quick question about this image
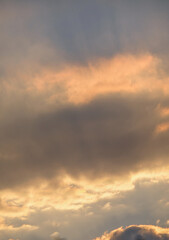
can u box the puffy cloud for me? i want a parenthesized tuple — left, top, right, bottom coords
(94, 225, 169, 240)
(50, 232, 66, 240)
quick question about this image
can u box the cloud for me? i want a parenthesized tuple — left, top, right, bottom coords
(0, 217, 38, 232)
(43, 54, 164, 105)
(0, 1, 169, 240)
(0, 0, 169, 194)
(8, 239, 20, 240)
(1, 92, 169, 190)
(1, 177, 169, 240)
(0, 0, 169, 75)
(94, 225, 169, 240)
(50, 232, 66, 240)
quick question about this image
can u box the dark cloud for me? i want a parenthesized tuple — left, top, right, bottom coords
(95, 225, 169, 240)
(0, 93, 169, 189)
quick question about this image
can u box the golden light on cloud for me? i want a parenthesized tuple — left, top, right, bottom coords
(28, 53, 164, 105)
(155, 122, 169, 133)
(64, 54, 160, 104)
(160, 107, 169, 117)
(4, 53, 167, 114)
(0, 169, 169, 221)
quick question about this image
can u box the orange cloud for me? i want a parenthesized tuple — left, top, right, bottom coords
(3, 53, 165, 110)
(160, 107, 169, 117)
(155, 122, 169, 133)
(28, 54, 169, 111)
(28, 53, 163, 105)
(1, 53, 168, 121)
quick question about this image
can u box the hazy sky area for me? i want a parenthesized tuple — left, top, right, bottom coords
(1, 1, 169, 240)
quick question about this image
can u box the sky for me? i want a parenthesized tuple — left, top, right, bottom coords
(1, 0, 169, 240)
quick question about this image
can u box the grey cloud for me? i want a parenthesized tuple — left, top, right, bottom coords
(95, 225, 169, 240)
(1, 93, 169, 189)
(0, 0, 169, 74)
